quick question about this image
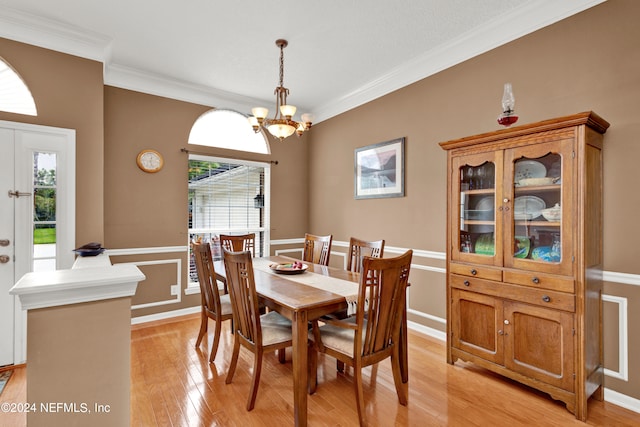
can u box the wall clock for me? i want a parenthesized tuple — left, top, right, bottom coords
(136, 149, 164, 173)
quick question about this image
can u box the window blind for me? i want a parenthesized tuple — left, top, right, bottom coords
(188, 155, 270, 284)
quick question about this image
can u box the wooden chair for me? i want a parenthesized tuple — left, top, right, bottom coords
(220, 233, 256, 257)
(308, 250, 413, 426)
(346, 237, 385, 273)
(223, 249, 293, 411)
(303, 233, 332, 266)
(192, 242, 234, 363)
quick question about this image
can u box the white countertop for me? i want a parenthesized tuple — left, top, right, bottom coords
(9, 253, 145, 310)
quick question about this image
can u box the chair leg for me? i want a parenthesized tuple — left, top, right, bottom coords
(209, 318, 223, 363)
(391, 348, 408, 405)
(195, 309, 208, 348)
(225, 336, 241, 385)
(353, 362, 367, 427)
(336, 359, 345, 373)
(308, 342, 318, 395)
(277, 348, 286, 363)
(247, 348, 263, 411)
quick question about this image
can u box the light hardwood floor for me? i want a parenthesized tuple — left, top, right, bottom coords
(1, 313, 638, 426)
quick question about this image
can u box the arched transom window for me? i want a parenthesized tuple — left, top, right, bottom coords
(188, 109, 269, 154)
(0, 57, 37, 116)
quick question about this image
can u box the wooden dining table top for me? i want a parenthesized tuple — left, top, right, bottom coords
(214, 255, 360, 318)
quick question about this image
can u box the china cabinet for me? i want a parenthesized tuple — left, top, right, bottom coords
(439, 112, 608, 421)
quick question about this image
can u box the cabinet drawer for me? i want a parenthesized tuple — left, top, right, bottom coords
(504, 270, 574, 293)
(450, 274, 575, 312)
(450, 262, 502, 281)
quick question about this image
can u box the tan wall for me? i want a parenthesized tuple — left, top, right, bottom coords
(307, 0, 640, 399)
(0, 37, 105, 245)
(103, 86, 310, 317)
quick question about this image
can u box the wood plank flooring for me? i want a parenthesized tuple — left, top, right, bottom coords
(1, 313, 638, 426)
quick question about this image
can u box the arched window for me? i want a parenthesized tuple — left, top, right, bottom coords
(188, 109, 269, 154)
(185, 109, 271, 294)
(0, 57, 37, 116)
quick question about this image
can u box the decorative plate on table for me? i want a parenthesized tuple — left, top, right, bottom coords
(514, 160, 546, 182)
(513, 196, 546, 220)
(269, 262, 308, 275)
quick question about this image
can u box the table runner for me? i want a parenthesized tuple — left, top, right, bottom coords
(253, 258, 361, 316)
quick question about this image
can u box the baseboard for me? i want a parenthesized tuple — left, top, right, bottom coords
(130, 306, 200, 325)
(604, 388, 640, 414)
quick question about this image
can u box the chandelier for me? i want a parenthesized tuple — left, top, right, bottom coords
(249, 39, 313, 140)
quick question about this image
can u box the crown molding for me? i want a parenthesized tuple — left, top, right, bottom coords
(104, 63, 263, 113)
(0, 5, 111, 63)
(0, 1, 606, 123)
(311, 0, 607, 123)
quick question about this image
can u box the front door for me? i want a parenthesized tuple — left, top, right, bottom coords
(0, 121, 75, 366)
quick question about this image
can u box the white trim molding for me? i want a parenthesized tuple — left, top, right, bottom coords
(602, 295, 629, 381)
(118, 259, 183, 310)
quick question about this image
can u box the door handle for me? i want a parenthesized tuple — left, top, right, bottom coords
(0, 239, 9, 247)
(0, 255, 10, 264)
(8, 190, 32, 198)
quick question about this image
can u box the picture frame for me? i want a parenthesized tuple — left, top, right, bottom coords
(354, 137, 405, 199)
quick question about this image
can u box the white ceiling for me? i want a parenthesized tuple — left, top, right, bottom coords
(0, 0, 604, 123)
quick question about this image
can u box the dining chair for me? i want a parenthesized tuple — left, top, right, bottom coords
(192, 241, 234, 363)
(219, 233, 256, 257)
(303, 233, 332, 266)
(346, 237, 385, 273)
(223, 248, 293, 411)
(308, 250, 413, 427)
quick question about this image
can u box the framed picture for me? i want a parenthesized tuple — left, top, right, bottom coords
(354, 137, 405, 199)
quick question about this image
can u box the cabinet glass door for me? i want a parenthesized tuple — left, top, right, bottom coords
(452, 152, 503, 266)
(504, 140, 573, 275)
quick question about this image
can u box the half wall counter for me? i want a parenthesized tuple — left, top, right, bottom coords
(10, 253, 145, 427)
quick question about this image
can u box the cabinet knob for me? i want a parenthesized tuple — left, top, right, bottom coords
(498, 330, 504, 335)
(503, 198, 509, 203)
(542, 295, 551, 303)
(463, 280, 470, 286)
(470, 269, 477, 276)
(532, 277, 540, 284)
(503, 319, 510, 325)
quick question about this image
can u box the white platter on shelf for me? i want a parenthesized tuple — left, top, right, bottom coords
(513, 195, 546, 220)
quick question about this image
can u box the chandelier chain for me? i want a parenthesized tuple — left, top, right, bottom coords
(279, 43, 285, 88)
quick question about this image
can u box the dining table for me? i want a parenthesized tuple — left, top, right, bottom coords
(213, 255, 408, 427)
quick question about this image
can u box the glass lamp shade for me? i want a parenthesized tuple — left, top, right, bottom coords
(248, 116, 259, 130)
(501, 83, 515, 113)
(301, 113, 314, 124)
(268, 122, 296, 140)
(280, 104, 297, 118)
(251, 107, 269, 120)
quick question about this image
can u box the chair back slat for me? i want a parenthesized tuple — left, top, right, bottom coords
(347, 237, 385, 273)
(220, 233, 256, 257)
(223, 249, 261, 346)
(303, 233, 333, 266)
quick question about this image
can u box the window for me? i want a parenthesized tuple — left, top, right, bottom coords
(188, 109, 269, 154)
(187, 156, 270, 285)
(0, 57, 37, 116)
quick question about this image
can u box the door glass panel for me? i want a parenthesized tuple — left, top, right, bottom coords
(512, 153, 562, 263)
(32, 152, 57, 272)
(459, 162, 496, 255)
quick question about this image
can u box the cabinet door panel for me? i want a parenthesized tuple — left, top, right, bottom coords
(451, 289, 503, 364)
(451, 151, 504, 267)
(504, 301, 575, 392)
(503, 139, 574, 276)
